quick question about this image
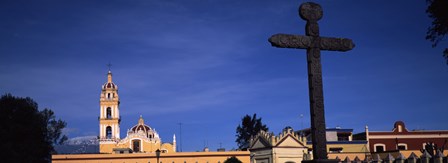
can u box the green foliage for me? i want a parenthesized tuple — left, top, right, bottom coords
(224, 156, 243, 163)
(426, 0, 448, 64)
(444, 48, 448, 64)
(0, 94, 67, 162)
(235, 114, 268, 150)
(426, 0, 448, 47)
(282, 126, 293, 132)
(41, 109, 68, 145)
(420, 141, 446, 156)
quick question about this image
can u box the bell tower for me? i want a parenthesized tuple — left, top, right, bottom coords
(99, 70, 121, 142)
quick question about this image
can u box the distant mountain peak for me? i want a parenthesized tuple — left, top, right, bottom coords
(64, 135, 98, 145)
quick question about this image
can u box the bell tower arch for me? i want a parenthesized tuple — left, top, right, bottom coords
(99, 70, 121, 143)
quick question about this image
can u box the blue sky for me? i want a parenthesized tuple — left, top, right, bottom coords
(1, 0, 447, 152)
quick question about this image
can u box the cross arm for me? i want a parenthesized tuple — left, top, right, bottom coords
(269, 34, 355, 52)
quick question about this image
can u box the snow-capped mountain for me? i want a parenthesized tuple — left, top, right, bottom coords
(55, 136, 99, 154)
(64, 135, 98, 145)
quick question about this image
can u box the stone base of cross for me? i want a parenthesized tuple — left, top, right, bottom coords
(268, 2, 354, 162)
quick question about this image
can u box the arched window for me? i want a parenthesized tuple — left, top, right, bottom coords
(106, 126, 112, 139)
(132, 139, 141, 152)
(106, 107, 112, 119)
(107, 93, 111, 99)
(398, 143, 407, 150)
(374, 143, 386, 152)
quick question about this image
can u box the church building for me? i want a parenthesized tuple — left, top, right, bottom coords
(98, 71, 176, 154)
(250, 127, 309, 163)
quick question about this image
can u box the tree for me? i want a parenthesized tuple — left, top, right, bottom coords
(235, 114, 268, 150)
(420, 141, 447, 157)
(425, 0, 448, 63)
(0, 94, 67, 162)
(41, 109, 68, 145)
(224, 156, 243, 163)
(282, 126, 293, 133)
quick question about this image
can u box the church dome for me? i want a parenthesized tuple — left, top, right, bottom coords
(131, 122, 152, 133)
(128, 116, 159, 140)
(102, 82, 117, 89)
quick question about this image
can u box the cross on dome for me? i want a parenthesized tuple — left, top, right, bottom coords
(139, 115, 144, 125)
(107, 62, 112, 71)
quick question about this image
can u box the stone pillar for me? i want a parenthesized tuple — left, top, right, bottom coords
(394, 153, 405, 163)
(407, 152, 418, 163)
(433, 150, 444, 163)
(342, 157, 350, 163)
(353, 156, 362, 163)
(372, 154, 382, 163)
(303, 153, 311, 161)
(383, 153, 394, 163)
(335, 156, 341, 163)
(363, 155, 370, 163)
(421, 150, 432, 163)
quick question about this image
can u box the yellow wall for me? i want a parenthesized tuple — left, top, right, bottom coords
(273, 148, 307, 163)
(99, 143, 116, 153)
(99, 141, 175, 154)
(53, 151, 250, 163)
(305, 143, 368, 153)
(327, 143, 369, 153)
(327, 152, 369, 160)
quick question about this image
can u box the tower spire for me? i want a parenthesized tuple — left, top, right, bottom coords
(107, 70, 112, 83)
(107, 63, 113, 82)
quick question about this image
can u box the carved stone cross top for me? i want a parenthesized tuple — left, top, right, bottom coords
(269, 3, 354, 51)
(268, 2, 354, 161)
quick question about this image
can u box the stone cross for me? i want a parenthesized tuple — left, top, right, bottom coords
(107, 63, 112, 71)
(268, 2, 354, 161)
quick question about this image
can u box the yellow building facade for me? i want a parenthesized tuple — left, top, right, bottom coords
(52, 70, 251, 162)
(99, 71, 176, 154)
(53, 151, 250, 163)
